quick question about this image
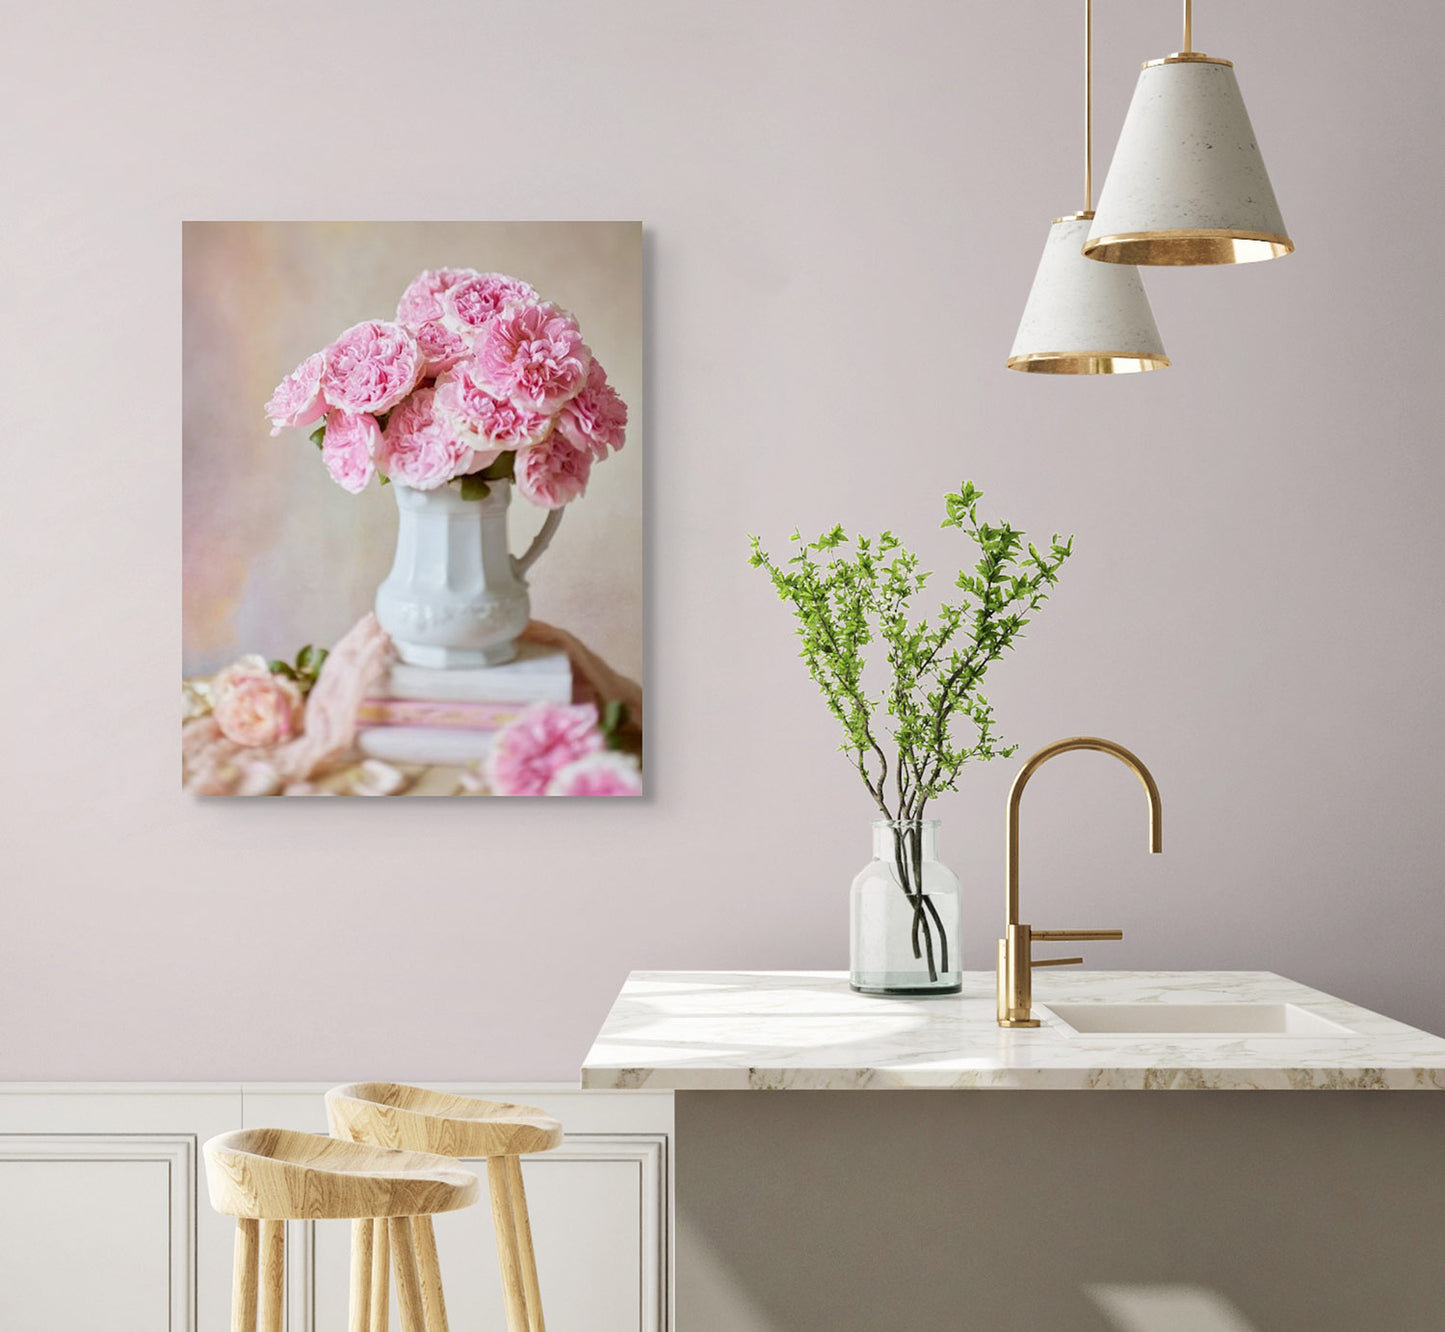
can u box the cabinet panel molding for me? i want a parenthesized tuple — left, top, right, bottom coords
(0, 1132, 195, 1330)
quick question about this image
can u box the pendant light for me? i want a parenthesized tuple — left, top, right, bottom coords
(1084, 0, 1292, 265)
(1007, 0, 1167, 375)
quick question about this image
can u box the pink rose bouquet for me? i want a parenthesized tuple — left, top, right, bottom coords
(265, 267, 626, 510)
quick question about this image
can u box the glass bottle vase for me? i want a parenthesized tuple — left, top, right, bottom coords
(850, 819, 962, 995)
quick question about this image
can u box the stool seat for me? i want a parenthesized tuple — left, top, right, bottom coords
(204, 1126, 480, 1220)
(327, 1082, 565, 1158)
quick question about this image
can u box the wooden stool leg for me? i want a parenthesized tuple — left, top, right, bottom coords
(258, 1220, 285, 1332)
(390, 1217, 427, 1332)
(412, 1215, 451, 1332)
(505, 1156, 546, 1332)
(370, 1216, 391, 1332)
(349, 1218, 374, 1332)
(232, 1218, 260, 1332)
(487, 1157, 529, 1332)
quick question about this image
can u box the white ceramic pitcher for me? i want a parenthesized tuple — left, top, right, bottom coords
(374, 480, 561, 668)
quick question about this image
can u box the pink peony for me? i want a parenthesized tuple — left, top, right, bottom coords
(265, 352, 327, 435)
(375, 387, 473, 490)
(321, 411, 380, 494)
(434, 361, 554, 450)
(321, 320, 424, 415)
(413, 319, 470, 377)
(546, 751, 643, 797)
(441, 272, 539, 338)
(396, 267, 481, 328)
(211, 655, 305, 748)
(461, 447, 504, 475)
(486, 703, 604, 797)
(556, 359, 628, 460)
(514, 432, 592, 509)
(474, 301, 591, 413)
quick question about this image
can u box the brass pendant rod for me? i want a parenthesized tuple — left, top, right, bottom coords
(1183, 0, 1193, 53)
(1084, 0, 1093, 213)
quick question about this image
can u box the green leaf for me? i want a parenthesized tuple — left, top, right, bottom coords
(308, 425, 326, 450)
(459, 474, 492, 501)
(296, 644, 316, 673)
(477, 451, 517, 482)
(600, 699, 629, 747)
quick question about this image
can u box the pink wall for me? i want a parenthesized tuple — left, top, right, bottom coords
(4, 1, 1443, 1081)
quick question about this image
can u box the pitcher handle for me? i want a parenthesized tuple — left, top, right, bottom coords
(512, 508, 565, 579)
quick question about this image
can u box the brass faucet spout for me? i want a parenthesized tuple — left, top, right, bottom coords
(997, 737, 1162, 1028)
(1005, 736, 1162, 929)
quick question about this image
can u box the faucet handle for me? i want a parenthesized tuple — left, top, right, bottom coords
(1032, 928, 1123, 968)
(1032, 929, 1124, 942)
(997, 925, 1125, 1027)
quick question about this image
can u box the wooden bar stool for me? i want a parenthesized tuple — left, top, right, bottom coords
(327, 1083, 564, 1332)
(204, 1126, 479, 1332)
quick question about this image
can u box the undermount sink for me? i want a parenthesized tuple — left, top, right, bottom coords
(1045, 1003, 1357, 1038)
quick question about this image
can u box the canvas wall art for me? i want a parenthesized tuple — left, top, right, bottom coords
(182, 221, 644, 797)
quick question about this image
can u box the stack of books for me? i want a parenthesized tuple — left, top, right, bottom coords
(356, 641, 572, 766)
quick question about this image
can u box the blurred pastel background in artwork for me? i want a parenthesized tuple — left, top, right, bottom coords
(182, 220, 644, 681)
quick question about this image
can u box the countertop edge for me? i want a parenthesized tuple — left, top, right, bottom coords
(581, 1066, 1445, 1092)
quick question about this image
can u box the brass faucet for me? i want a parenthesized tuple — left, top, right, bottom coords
(997, 737, 1163, 1028)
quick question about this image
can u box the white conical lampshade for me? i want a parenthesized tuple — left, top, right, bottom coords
(1007, 216, 1168, 374)
(1084, 55, 1291, 265)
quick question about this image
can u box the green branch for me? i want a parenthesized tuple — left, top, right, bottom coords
(748, 482, 1073, 821)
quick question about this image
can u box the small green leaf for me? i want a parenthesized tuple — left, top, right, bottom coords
(459, 474, 492, 501)
(309, 425, 326, 450)
(600, 699, 628, 739)
(477, 451, 517, 482)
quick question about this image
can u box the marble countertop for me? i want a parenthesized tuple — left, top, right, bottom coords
(580, 970, 1445, 1091)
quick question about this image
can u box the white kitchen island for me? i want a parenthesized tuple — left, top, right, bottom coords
(583, 971, 1445, 1330)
